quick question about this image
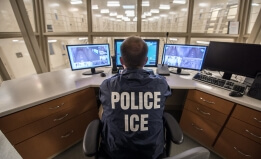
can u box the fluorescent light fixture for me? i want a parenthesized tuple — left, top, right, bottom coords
(70, 0, 82, 4)
(92, 5, 98, 9)
(144, 12, 152, 16)
(181, 8, 187, 12)
(69, 8, 79, 12)
(50, 3, 60, 7)
(148, 18, 154, 21)
(150, 9, 159, 13)
(100, 9, 109, 13)
(123, 5, 135, 9)
(196, 41, 209, 44)
(199, 3, 208, 7)
(252, 3, 259, 6)
(107, 1, 120, 7)
(48, 40, 57, 43)
(141, 15, 146, 18)
(169, 38, 178, 41)
(117, 15, 123, 18)
(159, 4, 170, 9)
(160, 14, 168, 17)
(125, 10, 134, 14)
(133, 17, 137, 21)
(12, 40, 19, 42)
(173, 0, 186, 4)
(142, 19, 148, 21)
(109, 12, 117, 16)
(78, 37, 88, 40)
(142, 1, 150, 6)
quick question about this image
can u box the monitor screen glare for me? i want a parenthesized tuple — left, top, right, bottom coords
(162, 44, 207, 71)
(67, 44, 111, 71)
(115, 40, 159, 67)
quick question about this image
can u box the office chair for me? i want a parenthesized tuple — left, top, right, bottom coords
(83, 112, 210, 159)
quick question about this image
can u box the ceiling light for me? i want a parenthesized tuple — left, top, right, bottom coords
(69, 8, 79, 12)
(141, 15, 146, 18)
(169, 38, 178, 41)
(12, 40, 19, 42)
(150, 9, 159, 13)
(49, 3, 60, 7)
(92, 5, 98, 9)
(181, 8, 187, 12)
(148, 18, 154, 21)
(173, 0, 186, 4)
(142, 1, 150, 6)
(107, 1, 120, 7)
(117, 15, 123, 18)
(48, 40, 57, 43)
(133, 17, 137, 21)
(109, 12, 117, 16)
(144, 12, 151, 16)
(199, 3, 208, 7)
(196, 41, 209, 44)
(252, 3, 259, 6)
(159, 4, 170, 9)
(100, 9, 109, 13)
(142, 19, 148, 21)
(78, 37, 88, 40)
(70, 0, 82, 4)
(123, 5, 135, 9)
(160, 14, 168, 17)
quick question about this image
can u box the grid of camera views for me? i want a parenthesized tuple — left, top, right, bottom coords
(162, 45, 207, 70)
(67, 44, 110, 70)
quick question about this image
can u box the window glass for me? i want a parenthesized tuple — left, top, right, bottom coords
(247, 0, 261, 34)
(48, 37, 89, 71)
(142, 37, 186, 64)
(192, 0, 239, 33)
(0, 38, 36, 79)
(0, 0, 35, 32)
(44, 0, 87, 32)
(92, 0, 137, 32)
(142, 0, 188, 32)
(190, 38, 235, 45)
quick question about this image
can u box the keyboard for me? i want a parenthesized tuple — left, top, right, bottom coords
(193, 72, 247, 94)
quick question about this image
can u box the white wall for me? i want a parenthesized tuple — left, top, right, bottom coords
(0, 39, 36, 79)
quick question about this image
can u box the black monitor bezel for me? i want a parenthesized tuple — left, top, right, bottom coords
(66, 43, 111, 71)
(114, 39, 160, 67)
(203, 41, 261, 79)
(161, 43, 208, 71)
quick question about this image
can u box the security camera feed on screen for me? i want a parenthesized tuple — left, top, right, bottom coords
(67, 44, 111, 70)
(115, 39, 159, 67)
(162, 44, 207, 71)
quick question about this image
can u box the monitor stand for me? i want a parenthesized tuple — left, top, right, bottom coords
(82, 68, 104, 75)
(170, 68, 190, 75)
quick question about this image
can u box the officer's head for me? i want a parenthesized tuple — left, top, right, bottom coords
(120, 36, 148, 69)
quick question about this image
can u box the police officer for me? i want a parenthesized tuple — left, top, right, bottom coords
(99, 36, 171, 159)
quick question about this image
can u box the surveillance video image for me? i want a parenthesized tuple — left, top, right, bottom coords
(162, 45, 207, 70)
(68, 45, 110, 70)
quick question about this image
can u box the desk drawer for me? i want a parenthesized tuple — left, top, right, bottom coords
(214, 128, 261, 159)
(0, 88, 95, 133)
(15, 108, 98, 159)
(180, 109, 221, 147)
(226, 117, 261, 144)
(187, 90, 234, 115)
(6, 99, 97, 145)
(185, 99, 227, 126)
(232, 105, 261, 129)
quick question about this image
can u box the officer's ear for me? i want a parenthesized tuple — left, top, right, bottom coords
(120, 57, 126, 68)
(143, 57, 148, 65)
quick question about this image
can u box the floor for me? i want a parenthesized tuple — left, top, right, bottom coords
(53, 135, 222, 159)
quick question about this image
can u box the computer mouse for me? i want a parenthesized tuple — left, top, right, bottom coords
(229, 91, 243, 97)
(100, 72, 106, 77)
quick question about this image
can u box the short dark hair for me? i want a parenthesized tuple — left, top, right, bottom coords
(120, 36, 148, 68)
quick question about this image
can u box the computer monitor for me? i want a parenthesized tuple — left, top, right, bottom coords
(204, 41, 261, 80)
(66, 44, 111, 75)
(114, 39, 159, 67)
(161, 44, 207, 75)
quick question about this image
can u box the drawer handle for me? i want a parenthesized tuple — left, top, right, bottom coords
(200, 97, 215, 104)
(49, 103, 64, 109)
(196, 108, 211, 115)
(253, 117, 261, 123)
(245, 129, 261, 139)
(61, 130, 74, 139)
(191, 123, 203, 131)
(53, 114, 69, 122)
(233, 147, 251, 158)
